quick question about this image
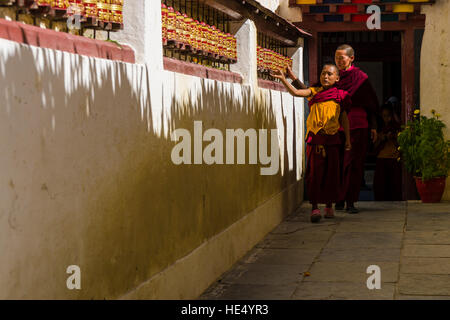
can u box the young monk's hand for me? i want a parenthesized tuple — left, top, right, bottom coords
(286, 66, 296, 80)
(271, 68, 286, 81)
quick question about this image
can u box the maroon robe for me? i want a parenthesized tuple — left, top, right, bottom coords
(305, 86, 349, 204)
(336, 66, 379, 204)
(306, 132, 341, 204)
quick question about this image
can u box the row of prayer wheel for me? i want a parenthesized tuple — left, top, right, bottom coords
(161, 3, 237, 63)
(257, 45, 293, 74)
(3, 0, 124, 25)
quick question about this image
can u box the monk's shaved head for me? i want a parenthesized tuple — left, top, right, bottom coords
(336, 44, 355, 57)
(323, 63, 339, 75)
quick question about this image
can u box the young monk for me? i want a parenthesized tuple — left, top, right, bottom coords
(373, 105, 402, 201)
(334, 44, 379, 213)
(272, 64, 352, 223)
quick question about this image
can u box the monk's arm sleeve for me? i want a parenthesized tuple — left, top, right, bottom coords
(341, 92, 352, 114)
(359, 80, 380, 130)
(292, 78, 308, 90)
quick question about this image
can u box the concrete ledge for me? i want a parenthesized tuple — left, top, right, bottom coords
(258, 78, 288, 92)
(119, 179, 304, 300)
(163, 57, 243, 84)
(0, 18, 135, 63)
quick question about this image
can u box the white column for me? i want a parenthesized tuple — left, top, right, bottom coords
(111, 0, 163, 71)
(229, 19, 258, 87)
(287, 38, 304, 83)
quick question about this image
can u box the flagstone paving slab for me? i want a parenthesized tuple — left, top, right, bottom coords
(303, 262, 399, 283)
(257, 231, 332, 250)
(326, 232, 403, 249)
(318, 247, 401, 262)
(398, 274, 450, 296)
(291, 282, 396, 300)
(241, 248, 320, 266)
(334, 221, 405, 233)
(406, 202, 450, 214)
(219, 263, 308, 286)
(400, 257, 450, 274)
(199, 201, 450, 300)
(342, 211, 406, 222)
(200, 283, 297, 300)
(395, 295, 450, 300)
(404, 231, 450, 245)
(405, 220, 450, 231)
(402, 245, 450, 257)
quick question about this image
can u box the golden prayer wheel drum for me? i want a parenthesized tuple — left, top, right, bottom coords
(226, 34, 235, 60)
(263, 49, 268, 70)
(211, 26, 219, 55)
(257, 46, 262, 70)
(161, 3, 168, 43)
(224, 33, 231, 59)
(175, 11, 184, 43)
(83, 0, 98, 18)
(218, 31, 225, 57)
(110, 0, 122, 24)
(51, 0, 69, 9)
(37, 0, 51, 6)
(200, 22, 208, 53)
(193, 20, 202, 51)
(68, 0, 84, 15)
(183, 14, 192, 48)
(97, 0, 111, 22)
(166, 7, 176, 42)
(205, 24, 213, 54)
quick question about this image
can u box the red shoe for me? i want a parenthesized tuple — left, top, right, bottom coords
(324, 207, 335, 219)
(310, 209, 322, 223)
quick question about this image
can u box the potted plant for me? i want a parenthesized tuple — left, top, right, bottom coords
(397, 109, 450, 203)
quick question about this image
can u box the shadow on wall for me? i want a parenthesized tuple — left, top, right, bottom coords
(0, 38, 304, 299)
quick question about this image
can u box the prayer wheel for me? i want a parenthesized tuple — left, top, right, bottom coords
(183, 13, 193, 48)
(97, 0, 111, 22)
(225, 33, 232, 59)
(68, 0, 84, 15)
(258, 47, 261, 70)
(218, 31, 225, 58)
(36, 0, 51, 6)
(110, 0, 122, 24)
(161, 3, 168, 44)
(83, 0, 98, 18)
(231, 37, 236, 61)
(200, 22, 209, 53)
(211, 26, 219, 56)
(175, 11, 184, 43)
(205, 24, 213, 54)
(166, 6, 176, 43)
(51, 0, 68, 9)
(193, 20, 202, 52)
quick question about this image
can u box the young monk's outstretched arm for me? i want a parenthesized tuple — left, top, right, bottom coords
(271, 69, 312, 98)
(286, 66, 308, 90)
(339, 111, 352, 151)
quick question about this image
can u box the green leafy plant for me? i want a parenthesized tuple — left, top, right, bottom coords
(397, 109, 450, 181)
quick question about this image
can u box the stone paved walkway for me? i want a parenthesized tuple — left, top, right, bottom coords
(200, 201, 450, 300)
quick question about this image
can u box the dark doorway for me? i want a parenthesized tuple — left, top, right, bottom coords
(320, 31, 402, 201)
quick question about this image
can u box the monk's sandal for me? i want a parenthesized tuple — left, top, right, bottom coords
(324, 207, 335, 219)
(310, 209, 322, 223)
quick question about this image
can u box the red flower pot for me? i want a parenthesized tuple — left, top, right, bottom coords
(414, 176, 447, 203)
